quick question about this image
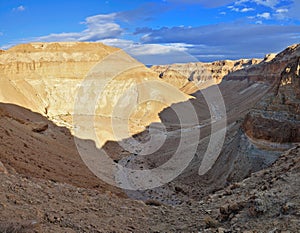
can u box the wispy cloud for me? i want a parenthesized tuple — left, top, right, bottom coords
(241, 7, 255, 12)
(257, 12, 271, 19)
(99, 38, 197, 64)
(251, 0, 280, 8)
(33, 13, 123, 42)
(228, 5, 254, 12)
(234, 0, 281, 9)
(13, 5, 26, 12)
(29, 2, 169, 43)
(274, 8, 289, 20)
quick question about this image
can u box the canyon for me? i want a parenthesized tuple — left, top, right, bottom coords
(0, 42, 299, 232)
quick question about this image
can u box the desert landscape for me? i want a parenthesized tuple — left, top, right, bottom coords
(0, 41, 299, 232)
(0, 1, 300, 232)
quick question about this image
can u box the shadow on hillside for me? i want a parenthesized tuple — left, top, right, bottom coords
(98, 76, 276, 202)
(0, 102, 125, 197)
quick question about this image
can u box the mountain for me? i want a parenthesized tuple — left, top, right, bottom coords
(0, 42, 190, 146)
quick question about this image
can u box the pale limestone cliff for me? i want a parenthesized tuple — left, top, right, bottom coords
(0, 42, 120, 116)
(0, 42, 190, 145)
(151, 59, 262, 94)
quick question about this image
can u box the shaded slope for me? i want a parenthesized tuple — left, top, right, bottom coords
(0, 103, 124, 197)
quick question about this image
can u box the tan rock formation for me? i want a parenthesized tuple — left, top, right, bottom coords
(263, 53, 277, 62)
(225, 44, 300, 84)
(151, 58, 262, 94)
(0, 42, 119, 115)
(0, 42, 190, 145)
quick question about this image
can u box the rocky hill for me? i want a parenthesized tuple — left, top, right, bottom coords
(0, 42, 118, 116)
(151, 58, 262, 94)
(0, 42, 190, 146)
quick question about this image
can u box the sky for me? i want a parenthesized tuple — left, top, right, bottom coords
(0, 0, 299, 64)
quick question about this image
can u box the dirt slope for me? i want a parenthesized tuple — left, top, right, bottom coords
(0, 103, 124, 197)
(0, 133, 299, 232)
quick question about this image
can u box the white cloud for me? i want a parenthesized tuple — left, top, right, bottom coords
(33, 13, 123, 42)
(252, 0, 280, 8)
(231, 7, 240, 12)
(235, 0, 280, 8)
(228, 5, 254, 12)
(257, 12, 271, 19)
(98, 38, 134, 48)
(234, 0, 248, 4)
(276, 9, 288, 14)
(99, 38, 197, 64)
(99, 38, 191, 56)
(274, 8, 289, 20)
(233, 0, 295, 21)
(128, 43, 188, 56)
(13, 5, 26, 12)
(241, 7, 254, 12)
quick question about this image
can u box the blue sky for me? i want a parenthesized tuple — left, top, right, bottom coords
(0, 0, 299, 64)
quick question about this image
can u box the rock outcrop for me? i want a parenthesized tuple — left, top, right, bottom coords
(225, 44, 300, 84)
(241, 44, 300, 144)
(151, 58, 262, 94)
(0, 42, 119, 116)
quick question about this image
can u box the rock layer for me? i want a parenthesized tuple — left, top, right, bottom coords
(0, 42, 119, 116)
(0, 42, 190, 144)
(151, 58, 262, 94)
(241, 44, 300, 144)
